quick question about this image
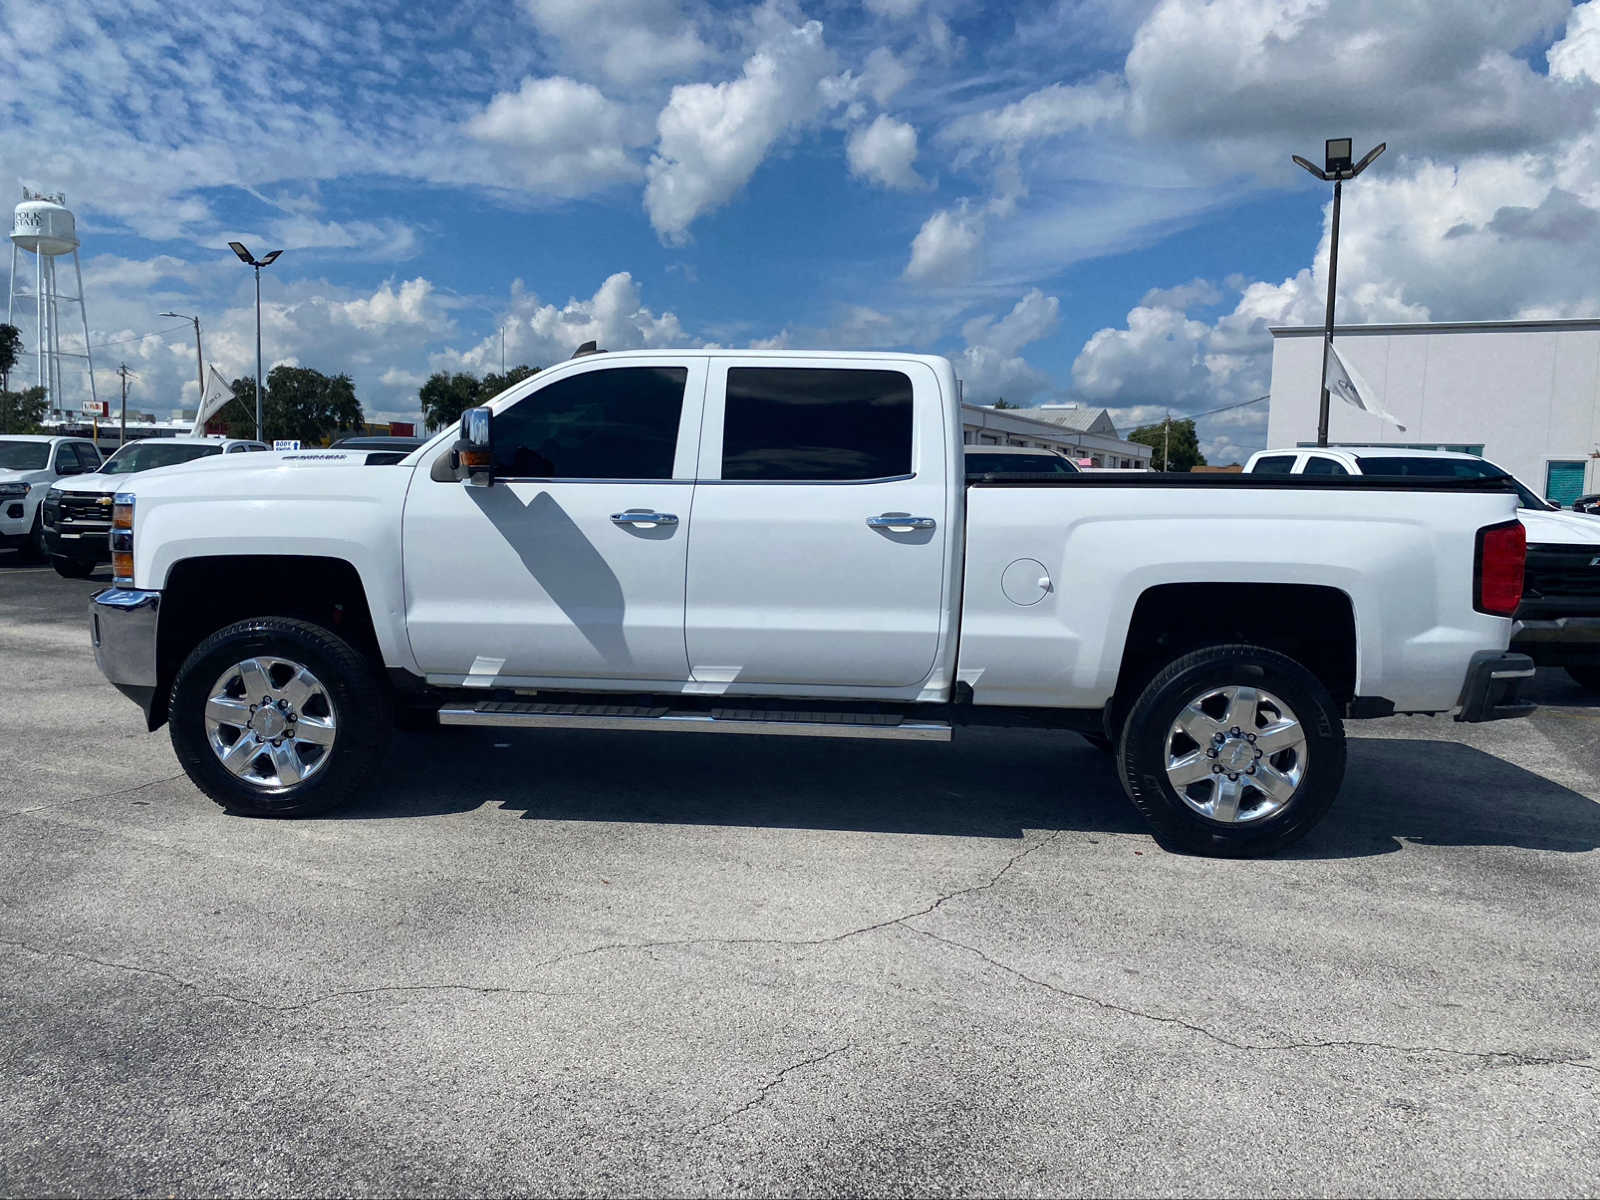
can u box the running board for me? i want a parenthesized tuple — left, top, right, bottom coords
(436, 700, 952, 742)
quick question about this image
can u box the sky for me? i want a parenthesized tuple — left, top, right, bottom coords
(4, 0, 1600, 462)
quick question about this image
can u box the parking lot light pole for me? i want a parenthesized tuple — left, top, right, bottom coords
(227, 242, 283, 441)
(1293, 138, 1386, 447)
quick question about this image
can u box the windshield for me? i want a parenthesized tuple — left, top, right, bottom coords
(100, 442, 224, 476)
(0, 441, 49, 471)
(1354, 455, 1554, 511)
(966, 453, 1079, 475)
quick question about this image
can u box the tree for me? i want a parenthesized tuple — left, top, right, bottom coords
(1129, 417, 1206, 472)
(225, 367, 364, 444)
(0, 324, 20, 393)
(990, 397, 1018, 410)
(419, 364, 539, 431)
(0, 386, 48, 434)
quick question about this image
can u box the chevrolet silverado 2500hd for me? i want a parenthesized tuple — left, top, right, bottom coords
(89, 351, 1534, 856)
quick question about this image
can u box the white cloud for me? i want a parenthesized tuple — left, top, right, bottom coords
(942, 76, 1127, 152)
(442, 272, 689, 373)
(1141, 278, 1222, 310)
(337, 279, 435, 333)
(1124, 0, 1590, 163)
(520, 0, 711, 86)
(466, 76, 645, 194)
(847, 114, 924, 190)
(644, 16, 841, 241)
(860, 47, 914, 106)
(955, 288, 1061, 405)
(903, 206, 984, 283)
(961, 289, 1060, 358)
(864, 0, 924, 17)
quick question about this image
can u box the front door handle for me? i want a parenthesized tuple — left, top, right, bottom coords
(611, 511, 679, 527)
(866, 514, 936, 531)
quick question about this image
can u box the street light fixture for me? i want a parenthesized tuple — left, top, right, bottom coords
(159, 311, 205, 411)
(1294, 138, 1386, 446)
(228, 241, 283, 441)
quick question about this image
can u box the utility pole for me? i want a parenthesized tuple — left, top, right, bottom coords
(117, 362, 129, 446)
(160, 312, 205, 406)
(1162, 412, 1171, 472)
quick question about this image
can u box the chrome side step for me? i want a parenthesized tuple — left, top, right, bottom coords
(436, 700, 952, 742)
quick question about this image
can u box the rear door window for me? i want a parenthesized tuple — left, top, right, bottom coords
(720, 367, 912, 481)
(73, 444, 102, 471)
(1301, 456, 1348, 476)
(1251, 454, 1297, 475)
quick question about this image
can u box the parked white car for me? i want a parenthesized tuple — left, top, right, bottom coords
(44, 437, 268, 577)
(0, 434, 102, 559)
(1243, 445, 1600, 691)
(89, 351, 1534, 856)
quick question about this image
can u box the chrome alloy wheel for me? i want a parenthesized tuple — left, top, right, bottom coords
(1163, 685, 1308, 824)
(203, 656, 338, 789)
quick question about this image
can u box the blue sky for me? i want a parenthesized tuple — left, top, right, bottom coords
(5, 0, 1600, 461)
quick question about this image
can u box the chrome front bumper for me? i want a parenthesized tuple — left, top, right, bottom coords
(90, 588, 161, 723)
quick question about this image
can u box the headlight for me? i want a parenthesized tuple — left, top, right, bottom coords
(0, 482, 29, 498)
(111, 492, 135, 585)
(42, 487, 62, 525)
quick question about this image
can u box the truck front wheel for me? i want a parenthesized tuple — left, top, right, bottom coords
(1117, 644, 1346, 857)
(168, 617, 391, 818)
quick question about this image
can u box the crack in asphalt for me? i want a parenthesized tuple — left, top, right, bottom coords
(518, 828, 1072, 975)
(2, 773, 188, 821)
(0, 938, 576, 1011)
(687, 1043, 856, 1136)
(900, 926, 1600, 1077)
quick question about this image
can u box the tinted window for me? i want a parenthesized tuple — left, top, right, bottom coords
(1251, 455, 1297, 475)
(1301, 456, 1348, 476)
(493, 367, 686, 479)
(73, 444, 101, 470)
(722, 367, 912, 481)
(0, 441, 48, 470)
(1353, 456, 1501, 479)
(966, 452, 1078, 475)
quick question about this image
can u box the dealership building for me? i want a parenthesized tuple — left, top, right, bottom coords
(1267, 318, 1600, 504)
(962, 403, 1154, 470)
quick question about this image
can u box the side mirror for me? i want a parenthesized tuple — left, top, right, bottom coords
(453, 406, 494, 487)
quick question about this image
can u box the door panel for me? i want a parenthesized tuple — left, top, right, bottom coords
(684, 359, 949, 688)
(401, 360, 705, 684)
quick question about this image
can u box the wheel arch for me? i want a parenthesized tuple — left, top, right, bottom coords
(150, 555, 382, 730)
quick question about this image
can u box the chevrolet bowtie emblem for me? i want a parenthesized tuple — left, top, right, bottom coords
(96, 496, 113, 507)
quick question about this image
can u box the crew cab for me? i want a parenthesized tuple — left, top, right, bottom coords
(1243, 446, 1600, 692)
(0, 435, 102, 559)
(44, 437, 268, 577)
(88, 352, 1534, 856)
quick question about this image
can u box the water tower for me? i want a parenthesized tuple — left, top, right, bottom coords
(7, 188, 97, 416)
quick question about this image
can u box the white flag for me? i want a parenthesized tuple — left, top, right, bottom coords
(190, 366, 237, 436)
(1325, 343, 1406, 431)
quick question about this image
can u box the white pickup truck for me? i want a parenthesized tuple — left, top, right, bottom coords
(89, 351, 1535, 856)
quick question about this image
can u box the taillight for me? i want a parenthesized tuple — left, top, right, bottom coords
(1474, 519, 1525, 617)
(111, 492, 134, 586)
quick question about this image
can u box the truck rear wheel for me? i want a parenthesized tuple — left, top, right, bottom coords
(1116, 644, 1345, 857)
(168, 617, 391, 818)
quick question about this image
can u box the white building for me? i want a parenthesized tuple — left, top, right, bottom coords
(962, 403, 1154, 470)
(1268, 318, 1600, 503)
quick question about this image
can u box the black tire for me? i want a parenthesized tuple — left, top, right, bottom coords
(1564, 664, 1600, 693)
(1117, 643, 1345, 857)
(51, 555, 94, 579)
(169, 617, 391, 818)
(18, 509, 45, 561)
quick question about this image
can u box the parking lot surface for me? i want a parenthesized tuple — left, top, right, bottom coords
(2, 552, 1598, 1197)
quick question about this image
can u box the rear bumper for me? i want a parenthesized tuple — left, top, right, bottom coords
(1512, 617, 1600, 666)
(90, 588, 161, 724)
(1454, 651, 1537, 723)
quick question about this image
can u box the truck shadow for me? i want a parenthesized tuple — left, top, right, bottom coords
(349, 727, 1600, 858)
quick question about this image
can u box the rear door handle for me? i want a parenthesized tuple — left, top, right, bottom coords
(611, 511, 679, 527)
(866, 514, 936, 531)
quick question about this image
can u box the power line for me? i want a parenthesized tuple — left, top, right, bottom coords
(1189, 393, 1271, 421)
(13, 322, 192, 355)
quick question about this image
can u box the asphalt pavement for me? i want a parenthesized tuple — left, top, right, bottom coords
(2, 551, 1597, 1197)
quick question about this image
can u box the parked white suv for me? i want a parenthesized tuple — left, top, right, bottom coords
(1243, 445, 1600, 690)
(44, 436, 268, 577)
(0, 435, 103, 559)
